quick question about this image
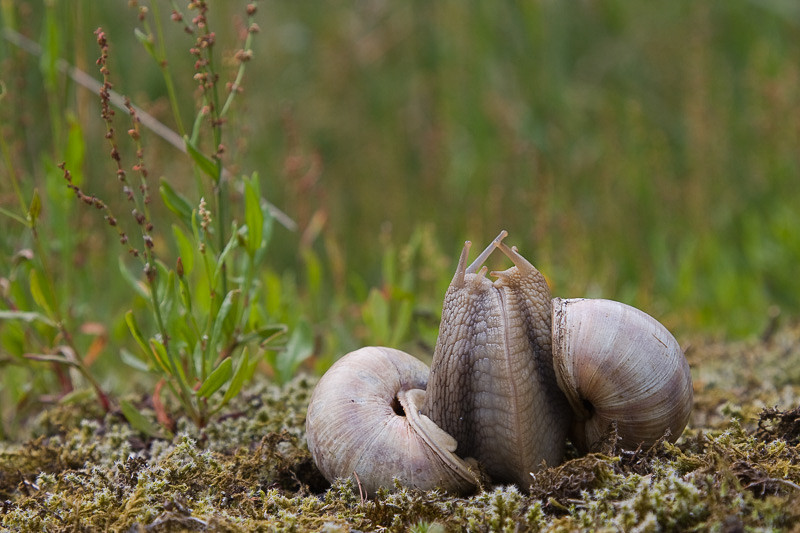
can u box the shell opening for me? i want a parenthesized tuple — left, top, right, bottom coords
(390, 395, 406, 417)
(581, 398, 595, 418)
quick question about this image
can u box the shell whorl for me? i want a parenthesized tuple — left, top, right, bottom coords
(552, 298, 693, 452)
(305, 346, 479, 495)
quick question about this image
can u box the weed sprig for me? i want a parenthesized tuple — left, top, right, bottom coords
(57, 6, 286, 432)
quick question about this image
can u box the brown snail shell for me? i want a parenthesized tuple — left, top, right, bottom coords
(305, 346, 480, 496)
(552, 297, 693, 452)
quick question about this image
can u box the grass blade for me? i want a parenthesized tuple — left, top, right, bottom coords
(120, 399, 165, 439)
(243, 176, 263, 257)
(184, 136, 218, 180)
(277, 320, 314, 385)
(161, 179, 195, 229)
(196, 357, 232, 399)
(219, 347, 253, 408)
(0, 310, 56, 327)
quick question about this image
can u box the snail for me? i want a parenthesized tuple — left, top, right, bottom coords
(305, 231, 693, 495)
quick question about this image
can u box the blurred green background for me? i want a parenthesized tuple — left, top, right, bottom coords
(2, 0, 800, 413)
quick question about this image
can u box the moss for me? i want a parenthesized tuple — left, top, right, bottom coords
(2, 323, 800, 531)
(757, 406, 800, 446)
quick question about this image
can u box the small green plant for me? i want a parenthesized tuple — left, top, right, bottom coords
(0, 12, 113, 438)
(0, 148, 111, 432)
(60, 2, 289, 431)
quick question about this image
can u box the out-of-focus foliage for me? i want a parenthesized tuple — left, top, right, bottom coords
(1, 1, 799, 436)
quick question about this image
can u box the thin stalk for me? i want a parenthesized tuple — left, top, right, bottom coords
(215, 179, 229, 296)
(147, 275, 199, 422)
(30, 221, 78, 397)
(218, 15, 256, 118)
(58, 346, 112, 412)
(201, 30, 230, 297)
(198, 237, 216, 381)
(2, 121, 71, 394)
(2, 129, 115, 409)
(149, 0, 186, 137)
(241, 253, 256, 319)
(0, 117, 27, 215)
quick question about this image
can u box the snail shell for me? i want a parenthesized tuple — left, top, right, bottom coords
(305, 346, 480, 496)
(552, 297, 693, 452)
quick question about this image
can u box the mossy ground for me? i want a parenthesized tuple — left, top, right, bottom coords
(2, 324, 800, 532)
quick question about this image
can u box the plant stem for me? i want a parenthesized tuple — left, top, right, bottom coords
(149, 0, 186, 137)
(218, 14, 256, 118)
(147, 276, 199, 422)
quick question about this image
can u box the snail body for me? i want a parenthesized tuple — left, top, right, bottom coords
(306, 232, 693, 495)
(423, 234, 571, 486)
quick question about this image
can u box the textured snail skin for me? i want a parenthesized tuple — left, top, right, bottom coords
(422, 237, 572, 487)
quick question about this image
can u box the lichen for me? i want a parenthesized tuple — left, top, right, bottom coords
(2, 323, 800, 531)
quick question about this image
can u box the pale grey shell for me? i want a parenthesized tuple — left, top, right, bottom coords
(552, 298, 693, 452)
(305, 346, 479, 496)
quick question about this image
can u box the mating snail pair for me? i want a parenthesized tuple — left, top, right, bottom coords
(306, 231, 693, 495)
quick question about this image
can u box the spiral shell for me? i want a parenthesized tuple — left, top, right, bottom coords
(552, 298, 693, 452)
(305, 346, 480, 495)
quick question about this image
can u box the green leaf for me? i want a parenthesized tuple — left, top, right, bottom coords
(65, 115, 86, 186)
(213, 226, 239, 286)
(29, 269, 53, 317)
(118, 256, 150, 299)
(58, 388, 95, 405)
(28, 189, 41, 226)
(190, 342, 205, 382)
(196, 357, 232, 399)
(178, 274, 193, 314)
(0, 206, 29, 226)
(238, 324, 286, 347)
(119, 348, 150, 372)
(381, 245, 397, 289)
(125, 311, 151, 360)
(184, 136, 218, 181)
(244, 176, 263, 257)
(161, 180, 195, 229)
(389, 297, 414, 347)
(253, 203, 275, 267)
(39, 7, 60, 91)
(262, 271, 283, 317)
(157, 262, 178, 323)
(120, 399, 164, 438)
(302, 248, 322, 300)
(219, 347, 253, 408)
(149, 338, 174, 377)
(134, 28, 157, 59)
(277, 320, 314, 385)
(362, 288, 390, 345)
(0, 310, 56, 327)
(208, 290, 238, 355)
(172, 224, 195, 276)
